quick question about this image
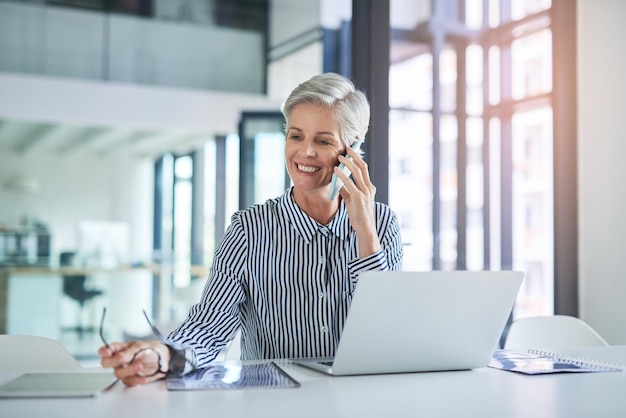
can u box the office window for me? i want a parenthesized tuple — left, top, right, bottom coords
(388, 0, 556, 318)
(238, 112, 289, 209)
(154, 134, 245, 321)
(154, 154, 195, 271)
(202, 133, 241, 269)
(153, 152, 199, 320)
(203, 141, 217, 270)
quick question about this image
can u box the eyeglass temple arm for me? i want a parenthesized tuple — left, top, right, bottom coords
(141, 310, 198, 373)
(142, 309, 166, 341)
(100, 307, 111, 349)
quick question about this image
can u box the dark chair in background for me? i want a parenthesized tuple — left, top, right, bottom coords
(59, 251, 104, 339)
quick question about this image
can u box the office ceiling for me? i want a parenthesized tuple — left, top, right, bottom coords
(0, 118, 213, 160)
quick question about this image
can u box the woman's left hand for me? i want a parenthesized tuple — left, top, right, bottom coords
(334, 146, 382, 258)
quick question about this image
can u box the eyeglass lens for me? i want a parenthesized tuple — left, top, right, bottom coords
(131, 348, 164, 378)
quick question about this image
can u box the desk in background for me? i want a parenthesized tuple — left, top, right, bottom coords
(0, 267, 153, 341)
(1, 346, 626, 418)
(0, 264, 209, 342)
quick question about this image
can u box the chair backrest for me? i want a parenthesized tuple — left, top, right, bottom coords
(0, 335, 81, 371)
(59, 251, 76, 267)
(63, 275, 88, 297)
(504, 315, 609, 350)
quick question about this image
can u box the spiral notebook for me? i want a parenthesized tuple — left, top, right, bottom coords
(489, 349, 626, 375)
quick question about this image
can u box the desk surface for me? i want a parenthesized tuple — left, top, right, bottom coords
(2, 346, 626, 418)
(0, 264, 209, 277)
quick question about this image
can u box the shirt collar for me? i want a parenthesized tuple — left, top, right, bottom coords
(279, 188, 350, 243)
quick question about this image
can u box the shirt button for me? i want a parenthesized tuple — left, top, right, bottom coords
(319, 257, 326, 264)
(319, 292, 324, 298)
(321, 326, 328, 333)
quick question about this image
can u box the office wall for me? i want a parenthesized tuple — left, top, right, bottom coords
(578, 0, 626, 343)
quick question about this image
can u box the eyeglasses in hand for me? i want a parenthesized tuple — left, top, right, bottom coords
(99, 307, 169, 378)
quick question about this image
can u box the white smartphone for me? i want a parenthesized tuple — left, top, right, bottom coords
(328, 141, 363, 201)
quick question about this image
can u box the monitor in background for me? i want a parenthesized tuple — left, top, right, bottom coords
(76, 220, 129, 269)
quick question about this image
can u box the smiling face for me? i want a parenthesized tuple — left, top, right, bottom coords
(285, 103, 345, 198)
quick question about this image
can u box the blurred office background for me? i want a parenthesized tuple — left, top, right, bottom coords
(0, 0, 624, 359)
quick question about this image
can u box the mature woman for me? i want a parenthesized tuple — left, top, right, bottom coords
(99, 72, 403, 386)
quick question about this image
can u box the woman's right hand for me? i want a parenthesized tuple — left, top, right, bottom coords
(98, 340, 171, 387)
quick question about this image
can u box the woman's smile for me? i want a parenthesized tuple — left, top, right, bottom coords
(296, 163, 321, 174)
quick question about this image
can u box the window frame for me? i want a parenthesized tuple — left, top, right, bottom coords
(353, 0, 576, 315)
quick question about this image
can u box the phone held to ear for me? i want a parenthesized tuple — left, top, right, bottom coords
(328, 141, 363, 201)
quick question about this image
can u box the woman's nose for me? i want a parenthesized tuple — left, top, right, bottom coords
(302, 141, 315, 156)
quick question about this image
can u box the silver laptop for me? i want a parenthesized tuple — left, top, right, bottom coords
(293, 270, 523, 376)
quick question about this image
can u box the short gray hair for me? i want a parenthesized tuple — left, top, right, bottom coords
(281, 73, 370, 148)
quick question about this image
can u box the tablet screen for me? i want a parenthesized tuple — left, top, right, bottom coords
(167, 362, 300, 390)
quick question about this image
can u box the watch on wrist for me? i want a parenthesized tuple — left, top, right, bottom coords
(166, 345, 187, 377)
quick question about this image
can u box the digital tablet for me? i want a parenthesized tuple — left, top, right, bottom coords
(0, 371, 118, 398)
(167, 362, 300, 390)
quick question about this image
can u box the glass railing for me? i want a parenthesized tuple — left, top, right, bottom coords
(0, 1, 265, 94)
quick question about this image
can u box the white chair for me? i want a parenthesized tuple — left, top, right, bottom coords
(0, 335, 81, 371)
(503, 315, 609, 350)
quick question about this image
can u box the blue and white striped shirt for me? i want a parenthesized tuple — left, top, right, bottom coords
(167, 187, 403, 367)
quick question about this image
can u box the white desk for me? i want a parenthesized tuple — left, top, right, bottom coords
(2, 346, 626, 418)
